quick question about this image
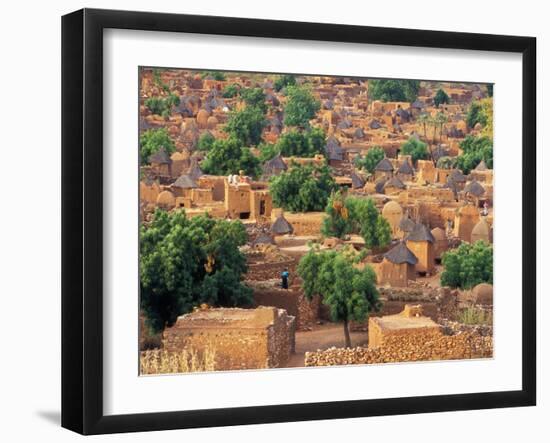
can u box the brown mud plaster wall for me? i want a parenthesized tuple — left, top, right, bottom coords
(163, 307, 295, 370)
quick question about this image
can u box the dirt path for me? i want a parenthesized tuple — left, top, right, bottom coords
(286, 323, 369, 368)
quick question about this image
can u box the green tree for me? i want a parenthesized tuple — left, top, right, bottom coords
(417, 112, 431, 139)
(368, 79, 420, 102)
(400, 137, 429, 164)
(456, 135, 493, 174)
(140, 210, 252, 333)
(139, 128, 176, 165)
(436, 156, 457, 170)
(145, 93, 180, 118)
(354, 146, 385, 174)
(274, 74, 296, 92)
(347, 198, 391, 250)
(197, 132, 216, 151)
(224, 106, 267, 146)
(321, 191, 354, 239)
(222, 83, 240, 98)
(239, 87, 267, 114)
(298, 248, 381, 348)
(434, 88, 450, 107)
(466, 101, 488, 129)
(269, 163, 336, 212)
(201, 71, 226, 81)
(276, 127, 326, 157)
(258, 143, 280, 163)
(201, 137, 261, 178)
(440, 241, 493, 289)
(283, 85, 321, 128)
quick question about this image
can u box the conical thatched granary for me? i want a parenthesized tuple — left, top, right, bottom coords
(271, 214, 294, 235)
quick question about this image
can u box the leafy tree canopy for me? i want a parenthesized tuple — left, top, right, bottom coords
(440, 241, 493, 289)
(197, 132, 216, 151)
(297, 247, 381, 347)
(140, 210, 252, 333)
(283, 85, 321, 128)
(258, 143, 280, 163)
(239, 87, 268, 114)
(436, 156, 457, 170)
(434, 88, 450, 107)
(456, 135, 493, 174)
(269, 163, 336, 212)
(276, 127, 326, 158)
(274, 74, 296, 92)
(321, 191, 354, 239)
(368, 79, 420, 102)
(400, 137, 429, 164)
(466, 101, 488, 129)
(224, 106, 267, 146)
(145, 93, 180, 118)
(201, 71, 226, 81)
(354, 146, 385, 174)
(222, 83, 240, 98)
(139, 128, 176, 165)
(347, 198, 392, 250)
(201, 137, 261, 178)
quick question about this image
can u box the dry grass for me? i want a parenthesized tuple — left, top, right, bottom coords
(140, 348, 216, 375)
(457, 306, 493, 326)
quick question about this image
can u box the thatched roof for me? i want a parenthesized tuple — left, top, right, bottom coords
(399, 216, 416, 233)
(271, 214, 294, 235)
(474, 159, 489, 171)
(252, 232, 276, 247)
(369, 119, 382, 129)
(385, 242, 418, 265)
(188, 159, 203, 180)
(374, 158, 394, 172)
(406, 223, 435, 243)
(148, 147, 172, 164)
(449, 169, 466, 183)
(350, 171, 365, 189)
(397, 159, 414, 175)
(172, 174, 198, 189)
(464, 180, 486, 197)
(384, 176, 405, 190)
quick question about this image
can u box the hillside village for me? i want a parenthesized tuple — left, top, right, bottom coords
(138, 68, 494, 374)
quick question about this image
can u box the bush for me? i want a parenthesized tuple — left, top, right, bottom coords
(274, 74, 296, 92)
(269, 163, 336, 212)
(441, 241, 493, 290)
(456, 135, 493, 174)
(145, 93, 180, 117)
(201, 71, 226, 81)
(457, 306, 492, 326)
(369, 79, 420, 102)
(140, 210, 252, 333)
(400, 137, 429, 164)
(276, 127, 326, 158)
(222, 83, 240, 98)
(354, 146, 385, 174)
(139, 128, 176, 164)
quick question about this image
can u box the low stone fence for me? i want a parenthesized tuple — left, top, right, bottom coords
(304, 331, 492, 367)
(249, 282, 320, 330)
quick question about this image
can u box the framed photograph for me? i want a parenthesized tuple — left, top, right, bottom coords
(62, 8, 536, 435)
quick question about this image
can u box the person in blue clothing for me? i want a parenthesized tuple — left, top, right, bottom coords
(281, 268, 289, 289)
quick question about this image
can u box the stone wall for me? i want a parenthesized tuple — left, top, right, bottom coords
(250, 284, 320, 330)
(304, 331, 492, 366)
(163, 306, 295, 370)
(306, 305, 492, 366)
(246, 258, 298, 281)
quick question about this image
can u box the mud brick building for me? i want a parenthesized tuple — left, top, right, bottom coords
(163, 306, 295, 370)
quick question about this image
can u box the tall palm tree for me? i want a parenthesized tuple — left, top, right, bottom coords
(417, 112, 430, 140)
(434, 112, 447, 143)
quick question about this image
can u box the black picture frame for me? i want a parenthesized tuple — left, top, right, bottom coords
(62, 8, 537, 435)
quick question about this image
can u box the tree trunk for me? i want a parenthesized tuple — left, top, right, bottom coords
(343, 319, 352, 348)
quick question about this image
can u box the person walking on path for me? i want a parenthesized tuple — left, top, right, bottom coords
(281, 268, 290, 289)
